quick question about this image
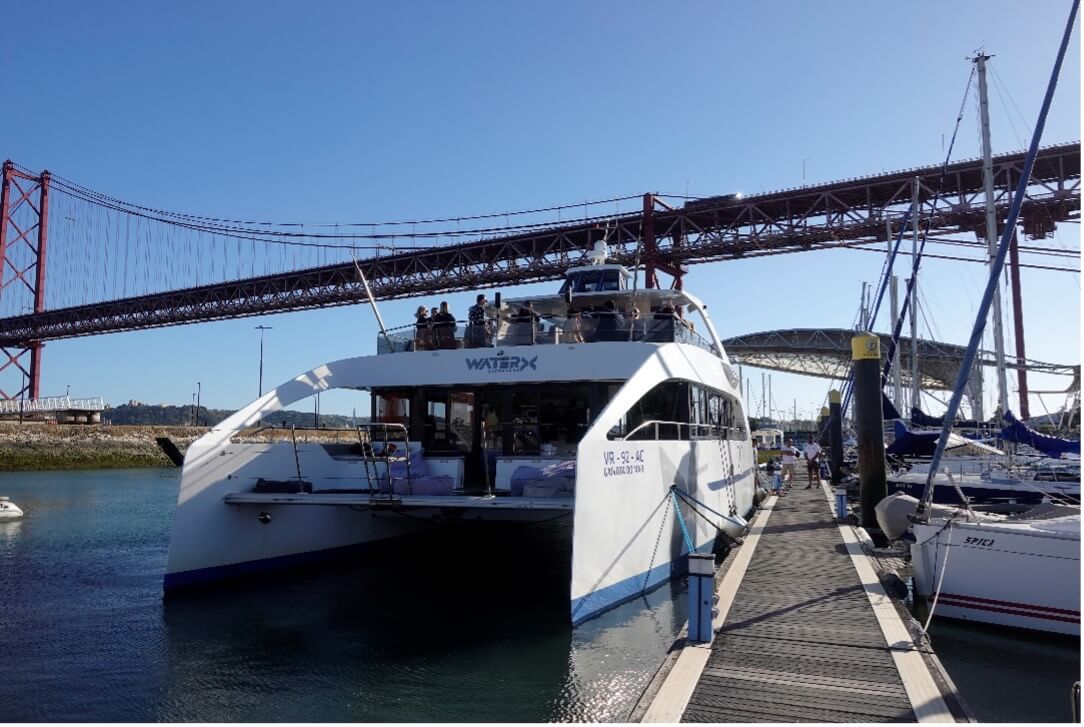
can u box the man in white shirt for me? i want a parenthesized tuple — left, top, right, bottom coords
(779, 439, 799, 489)
(803, 435, 822, 488)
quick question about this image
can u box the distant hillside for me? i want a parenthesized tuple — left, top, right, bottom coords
(103, 403, 362, 429)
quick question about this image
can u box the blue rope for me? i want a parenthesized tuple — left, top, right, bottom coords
(671, 490, 695, 554)
(923, 0, 1079, 510)
(673, 485, 733, 525)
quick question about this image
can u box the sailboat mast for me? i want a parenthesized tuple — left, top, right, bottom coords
(909, 177, 920, 414)
(976, 53, 1010, 419)
(887, 220, 903, 412)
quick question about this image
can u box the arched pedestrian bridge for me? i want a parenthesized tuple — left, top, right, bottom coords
(721, 328, 1075, 416)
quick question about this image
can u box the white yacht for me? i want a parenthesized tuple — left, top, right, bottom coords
(0, 497, 23, 519)
(164, 249, 759, 625)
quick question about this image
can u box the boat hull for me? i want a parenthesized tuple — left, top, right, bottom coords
(911, 516, 1080, 635)
(888, 472, 1078, 505)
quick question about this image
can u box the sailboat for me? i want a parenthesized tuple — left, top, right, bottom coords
(878, 24, 1081, 635)
(885, 52, 1080, 506)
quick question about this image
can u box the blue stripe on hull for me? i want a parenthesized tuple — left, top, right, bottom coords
(570, 540, 714, 626)
(163, 537, 406, 591)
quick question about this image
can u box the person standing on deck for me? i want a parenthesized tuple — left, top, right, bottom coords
(414, 306, 431, 350)
(780, 439, 799, 489)
(466, 294, 490, 348)
(433, 301, 457, 349)
(803, 435, 822, 488)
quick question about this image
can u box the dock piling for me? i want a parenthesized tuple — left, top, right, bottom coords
(851, 333, 887, 529)
(828, 388, 843, 484)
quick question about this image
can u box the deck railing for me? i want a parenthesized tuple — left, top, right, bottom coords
(0, 396, 105, 414)
(377, 316, 720, 356)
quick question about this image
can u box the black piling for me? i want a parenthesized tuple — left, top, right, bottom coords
(828, 389, 843, 485)
(851, 333, 886, 529)
(817, 407, 830, 447)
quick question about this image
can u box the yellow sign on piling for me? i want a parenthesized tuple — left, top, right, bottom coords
(851, 333, 881, 361)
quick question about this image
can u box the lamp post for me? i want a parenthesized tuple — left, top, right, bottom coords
(196, 381, 201, 427)
(255, 325, 272, 397)
(19, 368, 26, 423)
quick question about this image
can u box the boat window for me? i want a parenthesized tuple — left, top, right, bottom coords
(609, 381, 746, 442)
(600, 269, 621, 291)
(480, 392, 503, 451)
(577, 270, 603, 292)
(424, 397, 448, 451)
(373, 391, 410, 426)
(512, 390, 540, 453)
(448, 392, 475, 453)
(722, 393, 747, 441)
(616, 381, 687, 440)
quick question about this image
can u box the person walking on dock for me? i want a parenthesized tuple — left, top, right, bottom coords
(803, 435, 822, 488)
(780, 439, 799, 489)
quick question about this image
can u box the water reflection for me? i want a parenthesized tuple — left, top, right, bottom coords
(0, 519, 23, 542)
(0, 470, 685, 722)
(160, 522, 682, 722)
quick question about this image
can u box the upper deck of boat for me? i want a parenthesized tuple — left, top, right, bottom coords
(378, 287, 724, 357)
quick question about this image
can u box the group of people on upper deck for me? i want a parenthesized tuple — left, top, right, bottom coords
(412, 293, 696, 350)
(414, 294, 495, 350)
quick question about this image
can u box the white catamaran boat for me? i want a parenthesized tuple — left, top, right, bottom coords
(165, 248, 759, 625)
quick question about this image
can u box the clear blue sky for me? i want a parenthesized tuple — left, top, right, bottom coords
(1, 0, 1079, 421)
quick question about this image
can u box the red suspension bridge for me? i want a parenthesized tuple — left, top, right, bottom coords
(0, 142, 1079, 402)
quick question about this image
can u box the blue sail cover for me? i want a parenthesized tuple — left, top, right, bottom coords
(887, 421, 940, 457)
(882, 393, 902, 421)
(1000, 410, 1080, 457)
(910, 407, 982, 429)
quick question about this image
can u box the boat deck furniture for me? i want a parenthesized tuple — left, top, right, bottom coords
(637, 471, 969, 723)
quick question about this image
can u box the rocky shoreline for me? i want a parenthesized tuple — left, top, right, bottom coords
(0, 422, 206, 471)
(0, 422, 362, 471)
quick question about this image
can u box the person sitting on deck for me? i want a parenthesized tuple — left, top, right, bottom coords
(595, 300, 623, 341)
(414, 306, 431, 350)
(512, 301, 541, 344)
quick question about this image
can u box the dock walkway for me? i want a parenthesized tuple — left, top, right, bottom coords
(639, 473, 967, 723)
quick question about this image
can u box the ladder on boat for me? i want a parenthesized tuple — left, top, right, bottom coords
(357, 423, 412, 503)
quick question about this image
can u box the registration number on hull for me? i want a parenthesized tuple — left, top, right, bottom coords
(602, 448, 645, 477)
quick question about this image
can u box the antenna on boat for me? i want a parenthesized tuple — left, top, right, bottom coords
(587, 238, 609, 265)
(352, 253, 392, 347)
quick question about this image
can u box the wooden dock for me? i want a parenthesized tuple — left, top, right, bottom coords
(636, 472, 970, 723)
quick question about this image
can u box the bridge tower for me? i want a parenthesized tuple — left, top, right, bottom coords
(0, 161, 50, 401)
(641, 193, 686, 290)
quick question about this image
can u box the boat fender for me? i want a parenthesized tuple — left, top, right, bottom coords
(258, 511, 272, 525)
(879, 571, 909, 601)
